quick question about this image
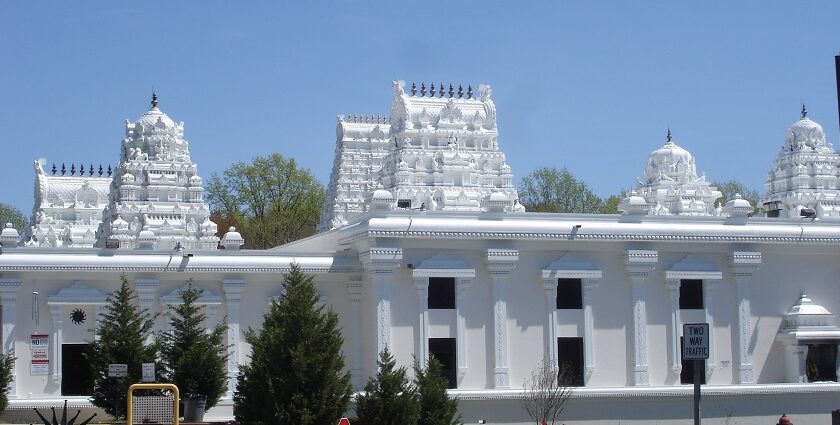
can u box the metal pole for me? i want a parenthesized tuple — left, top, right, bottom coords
(694, 360, 701, 425)
(834, 54, 840, 142)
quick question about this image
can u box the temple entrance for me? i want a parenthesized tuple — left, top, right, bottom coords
(61, 344, 93, 396)
(806, 343, 837, 382)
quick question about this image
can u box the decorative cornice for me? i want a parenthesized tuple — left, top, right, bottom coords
(368, 229, 840, 244)
(0, 265, 361, 273)
(625, 250, 658, 264)
(730, 251, 762, 266)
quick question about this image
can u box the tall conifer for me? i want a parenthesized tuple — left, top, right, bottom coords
(355, 347, 420, 425)
(160, 281, 229, 410)
(88, 276, 158, 418)
(415, 356, 462, 425)
(234, 264, 352, 424)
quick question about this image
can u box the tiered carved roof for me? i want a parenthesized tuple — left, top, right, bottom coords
(378, 81, 518, 212)
(29, 161, 113, 247)
(97, 94, 219, 250)
(764, 106, 840, 218)
(633, 129, 721, 216)
(318, 114, 391, 231)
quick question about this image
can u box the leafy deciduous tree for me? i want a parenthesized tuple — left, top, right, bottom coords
(88, 276, 159, 419)
(160, 281, 229, 410)
(0, 203, 27, 233)
(518, 167, 605, 213)
(206, 154, 325, 249)
(415, 356, 462, 425)
(355, 347, 420, 425)
(234, 264, 352, 425)
(711, 180, 762, 214)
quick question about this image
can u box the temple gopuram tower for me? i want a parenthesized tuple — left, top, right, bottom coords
(764, 106, 840, 219)
(378, 81, 518, 212)
(97, 94, 219, 250)
(633, 129, 722, 216)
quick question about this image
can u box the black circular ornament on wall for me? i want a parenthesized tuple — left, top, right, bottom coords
(70, 308, 86, 325)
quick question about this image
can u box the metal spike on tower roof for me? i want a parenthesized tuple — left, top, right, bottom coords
(151, 91, 158, 108)
(458, 84, 463, 98)
(801, 103, 808, 119)
(439, 82, 444, 97)
(448, 84, 454, 98)
(467, 85, 473, 99)
(420, 83, 426, 97)
(411, 82, 417, 96)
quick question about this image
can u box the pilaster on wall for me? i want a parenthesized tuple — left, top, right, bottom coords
(485, 249, 518, 389)
(135, 279, 159, 345)
(455, 277, 473, 379)
(49, 304, 62, 381)
(664, 279, 682, 373)
(0, 278, 20, 397)
(624, 249, 658, 386)
(360, 248, 403, 356)
(347, 277, 363, 389)
(730, 251, 761, 384)
(223, 279, 247, 398)
(413, 277, 429, 370)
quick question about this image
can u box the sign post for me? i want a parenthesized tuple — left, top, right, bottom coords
(683, 323, 709, 425)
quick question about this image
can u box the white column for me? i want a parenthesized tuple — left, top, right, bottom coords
(0, 279, 20, 397)
(414, 278, 429, 368)
(666, 279, 682, 373)
(455, 277, 472, 379)
(49, 304, 62, 380)
(542, 278, 558, 367)
(730, 251, 760, 384)
(582, 278, 598, 383)
(360, 248, 402, 359)
(703, 280, 719, 380)
(625, 249, 657, 386)
(486, 249, 517, 389)
(223, 279, 246, 398)
(347, 278, 363, 389)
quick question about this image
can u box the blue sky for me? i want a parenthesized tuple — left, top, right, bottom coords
(1, 2, 839, 214)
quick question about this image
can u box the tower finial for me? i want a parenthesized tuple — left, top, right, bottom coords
(801, 103, 807, 119)
(151, 91, 159, 109)
(666, 127, 672, 144)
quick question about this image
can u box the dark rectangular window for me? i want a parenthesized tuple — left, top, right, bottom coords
(556, 278, 583, 309)
(679, 279, 704, 309)
(429, 338, 457, 388)
(62, 344, 93, 396)
(680, 337, 707, 384)
(806, 344, 838, 382)
(428, 277, 456, 309)
(397, 199, 411, 209)
(557, 337, 584, 387)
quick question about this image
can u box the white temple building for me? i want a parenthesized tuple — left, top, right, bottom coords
(1, 82, 840, 424)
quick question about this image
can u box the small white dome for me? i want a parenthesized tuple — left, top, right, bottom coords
(136, 107, 176, 129)
(189, 175, 202, 185)
(372, 188, 394, 201)
(786, 115, 828, 151)
(121, 172, 136, 184)
(137, 225, 157, 242)
(111, 215, 129, 231)
(645, 131, 696, 184)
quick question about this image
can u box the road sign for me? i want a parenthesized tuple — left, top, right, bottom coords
(108, 363, 128, 378)
(142, 363, 155, 382)
(683, 323, 710, 360)
(337, 418, 351, 425)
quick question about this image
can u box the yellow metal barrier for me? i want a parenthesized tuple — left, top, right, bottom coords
(127, 383, 179, 425)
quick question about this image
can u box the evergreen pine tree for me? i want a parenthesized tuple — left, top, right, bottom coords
(88, 276, 158, 419)
(355, 347, 420, 425)
(414, 356, 462, 425)
(0, 354, 14, 413)
(234, 263, 352, 425)
(160, 281, 229, 410)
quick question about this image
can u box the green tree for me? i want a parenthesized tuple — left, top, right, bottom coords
(160, 281, 229, 410)
(414, 356, 462, 425)
(356, 347, 420, 425)
(0, 354, 14, 413)
(518, 167, 604, 213)
(206, 153, 325, 249)
(711, 180, 761, 214)
(88, 276, 159, 419)
(599, 194, 622, 214)
(234, 264, 352, 425)
(0, 203, 27, 233)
